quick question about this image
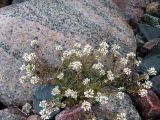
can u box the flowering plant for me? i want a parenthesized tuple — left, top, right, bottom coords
(19, 40, 157, 120)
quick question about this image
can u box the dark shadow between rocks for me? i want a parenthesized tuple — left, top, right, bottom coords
(0, 101, 6, 110)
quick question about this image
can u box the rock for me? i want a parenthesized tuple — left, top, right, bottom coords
(146, 2, 160, 17)
(0, 0, 12, 8)
(150, 76, 160, 98)
(0, 0, 136, 106)
(131, 90, 160, 120)
(27, 115, 41, 120)
(112, 0, 146, 21)
(56, 89, 141, 120)
(12, 0, 27, 4)
(138, 23, 160, 41)
(0, 107, 27, 120)
(142, 14, 160, 26)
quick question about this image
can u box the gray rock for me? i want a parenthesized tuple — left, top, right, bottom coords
(0, 107, 27, 120)
(56, 89, 141, 120)
(0, 0, 136, 106)
(12, 0, 27, 4)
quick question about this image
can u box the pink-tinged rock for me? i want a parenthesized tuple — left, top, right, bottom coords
(112, 0, 147, 21)
(132, 90, 160, 119)
(0, 107, 27, 120)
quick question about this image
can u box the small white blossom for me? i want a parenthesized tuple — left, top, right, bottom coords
(57, 73, 64, 80)
(118, 87, 125, 91)
(20, 64, 26, 71)
(116, 92, 125, 99)
(23, 53, 37, 62)
(54, 107, 60, 112)
(92, 62, 104, 70)
(51, 86, 61, 96)
(73, 43, 81, 49)
(83, 78, 90, 85)
(99, 42, 109, 48)
(69, 61, 82, 71)
(39, 100, 48, 108)
(95, 92, 108, 105)
(55, 45, 63, 51)
(83, 44, 93, 56)
(139, 89, 148, 97)
(39, 108, 52, 120)
(120, 57, 128, 65)
(84, 89, 94, 98)
(127, 52, 136, 58)
(30, 40, 39, 47)
(135, 60, 141, 66)
(99, 69, 106, 76)
(107, 70, 115, 81)
(111, 44, 120, 52)
(19, 75, 27, 84)
(30, 76, 39, 84)
(143, 81, 152, 89)
(97, 47, 108, 56)
(144, 73, 149, 80)
(64, 89, 77, 99)
(116, 113, 127, 120)
(81, 101, 91, 111)
(25, 64, 35, 73)
(147, 67, 157, 76)
(123, 68, 131, 75)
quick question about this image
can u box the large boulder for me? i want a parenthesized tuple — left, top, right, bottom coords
(0, 0, 136, 106)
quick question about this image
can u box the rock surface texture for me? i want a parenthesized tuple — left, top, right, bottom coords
(56, 89, 141, 120)
(0, 107, 27, 120)
(0, 0, 137, 106)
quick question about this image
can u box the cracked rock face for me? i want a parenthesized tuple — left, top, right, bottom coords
(0, 0, 136, 106)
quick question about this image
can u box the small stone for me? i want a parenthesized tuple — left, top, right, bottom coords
(146, 2, 160, 17)
(22, 103, 32, 114)
(142, 14, 160, 26)
(131, 90, 160, 119)
(0, 107, 27, 120)
(27, 115, 41, 120)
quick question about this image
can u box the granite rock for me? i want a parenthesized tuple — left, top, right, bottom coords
(0, 107, 27, 120)
(56, 89, 141, 120)
(27, 115, 41, 120)
(0, 0, 136, 106)
(12, 0, 27, 4)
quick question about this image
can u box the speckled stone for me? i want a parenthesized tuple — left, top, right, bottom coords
(0, 0, 136, 106)
(12, 0, 27, 4)
(56, 89, 141, 120)
(0, 107, 27, 120)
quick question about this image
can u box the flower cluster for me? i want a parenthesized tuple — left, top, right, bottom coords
(19, 41, 157, 120)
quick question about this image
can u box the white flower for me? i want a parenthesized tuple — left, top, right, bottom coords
(123, 68, 131, 75)
(147, 67, 157, 76)
(92, 62, 104, 70)
(135, 60, 141, 66)
(144, 73, 149, 80)
(54, 107, 60, 112)
(30, 40, 39, 47)
(30, 76, 39, 84)
(120, 57, 128, 65)
(20, 64, 26, 71)
(84, 89, 94, 98)
(81, 101, 91, 111)
(23, 53, 37, 62)
(19, 75, 27, 84)
(64, 89, 77, 99)
(143, 81, 152, 89)
(107, 70, 115, 81)
(39, 108, 52, 120)
(97, 47, 108, 56)
(99, 42, 109, 48)
(55, 45, 63, 51)
(69, 61, 82, 71)
(95, 92, 108, 105)
(57, 73, 64, 80)
(116, 92, 125, 99)
(116, 113, 127, 120)
(83, 44, 93, 56)
(99, 69, 106, 76)
(118, 87, 125, 91)
(25, 64, 35, 73)
(111, 44, 120, 52)
(139, 89, 148, 97)
(73, 43, 81, 49)
(83, 78, 90, 85)
(127, 52, 135, 58)
(39, 100, 48, 108)
(51, 86, 61, 96)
